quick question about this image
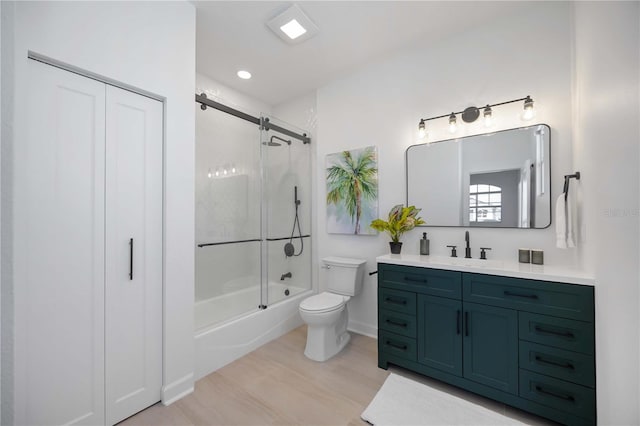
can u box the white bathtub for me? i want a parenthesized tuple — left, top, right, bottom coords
(194, 282, 312, 380)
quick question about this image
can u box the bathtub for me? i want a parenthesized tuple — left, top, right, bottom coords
(194, 282, 313, 380)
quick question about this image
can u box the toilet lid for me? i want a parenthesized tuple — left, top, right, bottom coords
(299, 292, 347, 313)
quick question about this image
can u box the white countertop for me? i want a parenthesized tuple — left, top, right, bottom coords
(376, 254, 595, 286)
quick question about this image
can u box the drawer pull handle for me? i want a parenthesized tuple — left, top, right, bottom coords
(504, 290, 538, 299)
(386, 340, 407, 351)
(534, 325, 575, 339)
(535, 355, 575, 370)
(385, 297, 407, 306)
(404, 276, 428, 283)
(385, 319, 408, 328)
(456, 310, 461, 335)
(535, 385, 575, 402)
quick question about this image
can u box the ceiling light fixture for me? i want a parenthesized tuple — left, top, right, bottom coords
(280, 19, 307, 40)
(237, 70, 252, 80)
(418, 95, 535, 135)
(267, 4, 319, 45)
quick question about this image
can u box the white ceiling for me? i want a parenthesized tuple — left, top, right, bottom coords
(194, 1, 536, 106)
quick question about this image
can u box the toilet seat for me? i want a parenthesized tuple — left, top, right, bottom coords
(299, 292, 349, 314)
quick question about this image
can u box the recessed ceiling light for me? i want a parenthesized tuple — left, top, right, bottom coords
(280, 19, 307, 40)
(237, 70, 252, 80)
(267, 4, 319, 45)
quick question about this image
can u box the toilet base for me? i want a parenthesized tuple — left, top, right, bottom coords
(302, 308, 350, 362)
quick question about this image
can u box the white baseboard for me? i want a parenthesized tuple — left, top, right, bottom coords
(161, 372, 194, 405)
(348, 320, 378, 339)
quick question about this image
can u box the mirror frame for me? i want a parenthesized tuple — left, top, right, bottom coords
(405, 124, 552, 229)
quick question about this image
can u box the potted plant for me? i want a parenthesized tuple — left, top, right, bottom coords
(370, 204, 425, 254)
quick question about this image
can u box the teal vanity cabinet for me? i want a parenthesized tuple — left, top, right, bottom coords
(378, 262, 596, 426)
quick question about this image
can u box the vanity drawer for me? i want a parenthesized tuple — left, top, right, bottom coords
(379, 330, 417, 362)
(379, 264, 461, 299)
(519, 312, 594, 355)
(463, 274, 594, 321)
(379, 309, 417, 338)
(519, 370, 595, 420)
(519, 341, 595, 387)
(379, 287, 416, 315)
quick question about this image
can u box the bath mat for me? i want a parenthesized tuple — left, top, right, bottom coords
(361, 373, 526, 425)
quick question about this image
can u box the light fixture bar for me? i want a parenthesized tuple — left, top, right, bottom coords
(418, 96, 532, 125)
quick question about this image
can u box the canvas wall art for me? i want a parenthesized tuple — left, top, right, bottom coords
(326, 145, 378, 235)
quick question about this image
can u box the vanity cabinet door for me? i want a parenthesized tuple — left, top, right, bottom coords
(463, 302, 518, 394)
(417, 295, 463, 377)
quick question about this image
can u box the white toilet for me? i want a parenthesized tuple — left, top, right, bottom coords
(299, 256, 367, 361)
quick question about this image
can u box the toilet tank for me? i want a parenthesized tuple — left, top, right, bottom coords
(323, 256, 367, 296)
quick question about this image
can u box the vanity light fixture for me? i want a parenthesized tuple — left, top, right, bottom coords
(418, 95, 535, 135)
(418, 119, 426, 139)
(448, 113, 457, 133)
(522, 95, 535, 120)
(483, 105, 493, 127)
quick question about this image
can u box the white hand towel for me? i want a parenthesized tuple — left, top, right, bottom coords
(555, 194, 567, 249)
(566, 192, 576, 248)
(556, 192, 576, 249)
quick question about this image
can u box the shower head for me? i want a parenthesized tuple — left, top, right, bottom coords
(262, 135, 291, 147)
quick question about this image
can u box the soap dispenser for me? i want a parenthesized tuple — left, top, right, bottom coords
(420, 232, 430, 255)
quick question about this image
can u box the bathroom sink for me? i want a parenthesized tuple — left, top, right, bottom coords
(427, 256, 503, 269)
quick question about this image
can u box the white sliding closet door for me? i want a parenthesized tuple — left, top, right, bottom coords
(105, 86, 163, 425)
(16, 60, 163, 426)
(16, 60, 106, 425)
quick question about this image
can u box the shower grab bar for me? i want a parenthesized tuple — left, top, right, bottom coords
(197, 234, 311, 248)
(197, 238, 261, 248)
(266, 234, 310, 242)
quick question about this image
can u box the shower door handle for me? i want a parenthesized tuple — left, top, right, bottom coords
(129, 238, 133, 280)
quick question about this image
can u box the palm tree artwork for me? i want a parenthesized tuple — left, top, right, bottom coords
(326, 146, 378, 235)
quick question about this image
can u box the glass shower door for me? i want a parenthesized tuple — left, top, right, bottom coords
(261, 115, 312, 307)
(194, 105, 262, 330)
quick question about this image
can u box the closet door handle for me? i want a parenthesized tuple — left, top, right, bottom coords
(456, 310, 461, 335)
(129, 238, 134, 280)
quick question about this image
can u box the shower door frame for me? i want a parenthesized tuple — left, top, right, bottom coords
(195, 94, 311, 317)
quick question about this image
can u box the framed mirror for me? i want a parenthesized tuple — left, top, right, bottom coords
(406, 124, 551, 228)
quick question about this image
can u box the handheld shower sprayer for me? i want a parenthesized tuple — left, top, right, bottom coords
(284, 185, 304, 258)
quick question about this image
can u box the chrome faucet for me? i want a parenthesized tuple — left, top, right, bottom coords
(280, 272, 292, 281)
(465, 231, 472, 259)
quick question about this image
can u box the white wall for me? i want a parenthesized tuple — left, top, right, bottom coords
(572, 2, 640, 424)
(316, 2, 576, 337)
(2, 2, 196, 419)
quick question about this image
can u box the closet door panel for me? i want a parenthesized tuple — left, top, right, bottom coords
(16, 60, 106, 425)
(105, 86, 163, 425)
